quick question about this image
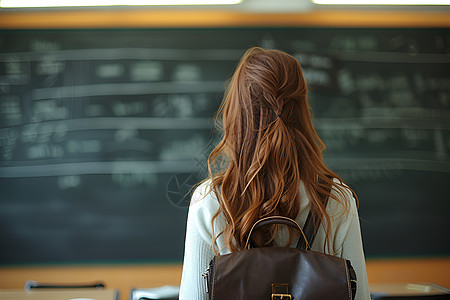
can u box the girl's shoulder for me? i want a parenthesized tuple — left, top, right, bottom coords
(329, 178, 358, 217)
(190, 179, 217, 207)
(189, 179, 220, 228)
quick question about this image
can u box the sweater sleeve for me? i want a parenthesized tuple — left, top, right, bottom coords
(311, 182, 370, 300)
(325, 183, 370, 300)
(179, 183, 216, 300)
(340, 200, 371, 300)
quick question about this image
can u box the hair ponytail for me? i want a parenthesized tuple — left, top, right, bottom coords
(207, 47, 355, 253)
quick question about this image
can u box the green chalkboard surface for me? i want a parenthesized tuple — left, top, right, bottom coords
(0, 28, 449, 265)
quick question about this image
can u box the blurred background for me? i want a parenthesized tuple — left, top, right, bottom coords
(0, 1, 449, 299)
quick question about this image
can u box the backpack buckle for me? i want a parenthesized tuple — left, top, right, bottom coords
(271, 283, 291, 300)
(272, 293, 292, 300)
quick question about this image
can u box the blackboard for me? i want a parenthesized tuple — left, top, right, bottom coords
(0, 28, 449, 265)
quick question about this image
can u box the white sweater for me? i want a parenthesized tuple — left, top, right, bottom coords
(179, 180, 371, 300)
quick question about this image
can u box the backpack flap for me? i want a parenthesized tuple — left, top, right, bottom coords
(204, 216, 357, 300)
(209, 246, 354, 300)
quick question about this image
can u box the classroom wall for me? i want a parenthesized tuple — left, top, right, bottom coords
(0, 7, 449, 300)
(0, 9, 450, 28)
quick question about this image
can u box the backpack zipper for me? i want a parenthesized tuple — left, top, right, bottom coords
(202, 266, 211, 294)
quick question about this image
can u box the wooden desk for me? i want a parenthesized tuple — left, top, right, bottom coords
(370, 283, 450, 299)
(0, 289, 118, 300)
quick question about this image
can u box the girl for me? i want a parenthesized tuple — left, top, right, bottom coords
(179, 47, 370, 300)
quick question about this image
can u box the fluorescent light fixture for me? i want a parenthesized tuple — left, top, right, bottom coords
(313, 0, 450, 4)
(0, 0, 242, 8)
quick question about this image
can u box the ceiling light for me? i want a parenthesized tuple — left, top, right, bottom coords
(313, 0, 450, 4)
(0, 0, 242, 8)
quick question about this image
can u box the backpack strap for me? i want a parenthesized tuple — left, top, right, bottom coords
(296, 178, 332, 250)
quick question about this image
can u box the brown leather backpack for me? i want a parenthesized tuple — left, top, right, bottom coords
(202, 215, 357, 300)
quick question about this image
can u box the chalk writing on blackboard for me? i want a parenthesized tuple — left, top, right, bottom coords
(0, 29, 448, 264)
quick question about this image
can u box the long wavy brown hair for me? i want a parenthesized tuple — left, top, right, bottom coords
(207, 47, 354, 253)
